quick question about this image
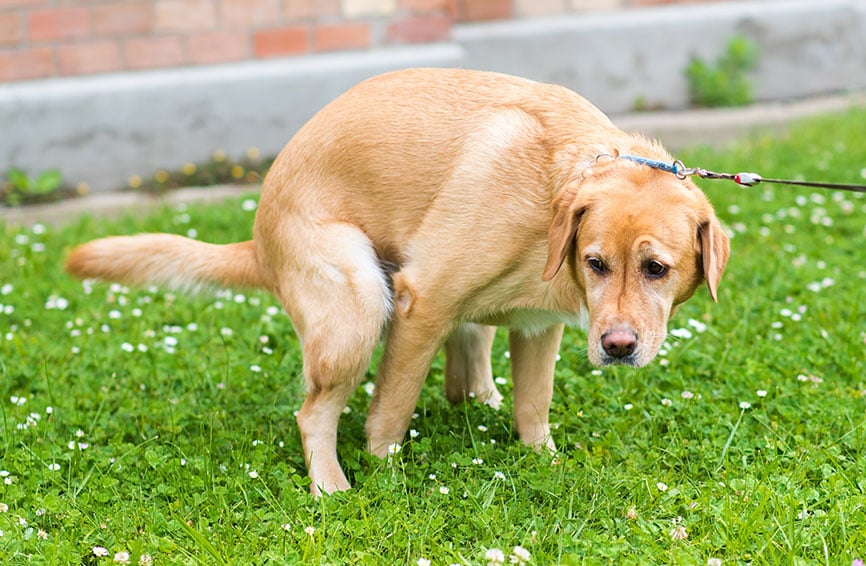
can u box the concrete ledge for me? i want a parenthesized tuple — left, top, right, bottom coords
(1, 0, 865, 197)
(456, 0, 866, 113)
(0, 44, 462, 194)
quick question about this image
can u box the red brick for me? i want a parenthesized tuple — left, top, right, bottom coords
(124, 35, 186, 70)
(0, 12, 22, 46)
(188, 31, 249, 64)
(58, 40, 121, 75)
(386, 14, 450, 44)
(314, 21, 370, 52)
(28, 7, 89, 42)
(399, 0, 449, 13)
(221, 0, 280, 28)
(0, 47, 54, 81)
(253, 26, 309, 58)
(457, 0, 511, 20)
(92, 2, 152, 36)
(154, 0, 216, 32)
(283, 0, 339, 20)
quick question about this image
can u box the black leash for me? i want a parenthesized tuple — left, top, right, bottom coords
(618, 154, 866, 193)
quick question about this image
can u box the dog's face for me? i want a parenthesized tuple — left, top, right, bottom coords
(543, 164, 730, 367)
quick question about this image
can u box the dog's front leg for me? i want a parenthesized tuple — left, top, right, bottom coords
(509, 323, 564, 452)
(365, 305, 452, 458)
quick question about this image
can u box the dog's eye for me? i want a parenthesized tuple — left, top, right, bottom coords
(644, 260, 668, 278)
(587, 257, 608, 275)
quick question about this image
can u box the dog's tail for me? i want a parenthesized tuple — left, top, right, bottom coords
(65, 234, 264, 292)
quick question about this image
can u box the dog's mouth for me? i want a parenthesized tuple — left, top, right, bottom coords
(598, 354, 640, 367)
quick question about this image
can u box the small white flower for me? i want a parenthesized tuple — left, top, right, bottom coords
(494, 471, 506, 480)
(624, 403, 633, 411)
(510, 545, 531, 564)
(409, 429, 419, 438)
(93, 546, 109, 557)
(114, 551, 131, 564)
(248, 470, 259, 479)
(757, 389, 767, 398)
(670, 525, 688, 540)
(0, 502, 7, 512)
(681, 391, 694, 400)
(657, 482, 668, 492)
(387, 443, 402, 455)
(707, 558, 722, 566)
(739, 401, 752, 410)
(670, 328, 693, 340)
(250, 365, 262, 373)
(417, 559, 431, 566)
(304, 525, 316, 536)
(661, 398, 672, 407)
(428, 473, 437, 480)
(477, 425, 488, 432)
(439, 486, 450, 495)
(138, 555, 153, 566)
(37, 529, 48, 540)
(364, 382, 375, 396)
(220, 327, 233, 337)
(47, 463, 60, 471)
(281, 523, 291, 531)
(242, 199, 258, 211)
(494, 376, 507, 385)
(486, 548, 506, 565)
(121, 342, 134, 353)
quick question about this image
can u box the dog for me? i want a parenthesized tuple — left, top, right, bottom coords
(66, 68, 730, 496)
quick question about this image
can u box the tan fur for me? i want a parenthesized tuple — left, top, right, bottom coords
(65, 68, 730, 496)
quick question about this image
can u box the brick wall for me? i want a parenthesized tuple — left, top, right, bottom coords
(0, 0, 734, 83)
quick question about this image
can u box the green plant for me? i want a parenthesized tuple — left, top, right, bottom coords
(3, 167, 64, 206)
(685, 36, 759, 108)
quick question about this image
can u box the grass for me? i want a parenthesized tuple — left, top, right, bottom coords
(2, 108, 866, 565)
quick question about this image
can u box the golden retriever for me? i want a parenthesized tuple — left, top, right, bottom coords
(66, 68, 730, 496)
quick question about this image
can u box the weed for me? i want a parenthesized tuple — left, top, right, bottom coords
(686, 36, 759, 108)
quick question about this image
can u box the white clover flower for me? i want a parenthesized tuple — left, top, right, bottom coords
(510, 545, 531, 564)
(114, 551, 131, 564)
(486, 548, 506, 565)
(739, 401, 752, 410)
(93, 547, 109, 557)
(670, 525, 688, 540)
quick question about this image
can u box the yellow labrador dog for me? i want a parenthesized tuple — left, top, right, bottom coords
(66, 68, 729, 496)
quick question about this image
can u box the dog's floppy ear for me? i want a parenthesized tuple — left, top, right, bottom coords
(696, 214, 730, 302)
(543, 190, 588, 282)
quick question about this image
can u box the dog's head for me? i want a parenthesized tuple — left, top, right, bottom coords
(542, 161, 730, 367)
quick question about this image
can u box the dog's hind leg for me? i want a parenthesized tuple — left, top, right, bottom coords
(444, 323, 502, 409)
(269, 223, 391, 496)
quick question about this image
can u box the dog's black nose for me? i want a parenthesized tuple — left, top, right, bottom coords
(601, 328, 637, 359)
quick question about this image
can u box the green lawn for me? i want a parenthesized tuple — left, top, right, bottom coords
(1, 109, 865, 565)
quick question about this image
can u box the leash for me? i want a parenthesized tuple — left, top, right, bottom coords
(617, 154, 866, 193)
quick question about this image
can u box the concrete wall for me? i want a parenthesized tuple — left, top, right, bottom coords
(1, 0, 865, 194)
